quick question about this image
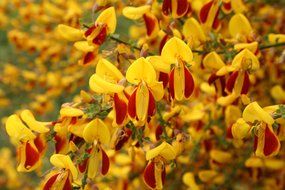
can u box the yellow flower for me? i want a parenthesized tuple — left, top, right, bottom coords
(161, 37, 195, 101)
(243, 102, 280, 157)
(41, 154, 77, 190)
(82, 118, 111, 178)
(126, 57, 164, 125)
(144, 142, 176, 190)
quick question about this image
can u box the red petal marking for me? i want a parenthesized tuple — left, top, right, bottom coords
(55, 135, 66, 153)
(101, 148, 110, 175)
(78, 148, 91, 173)
(253, 136, 258, 152)
(184, 66, 194, 98)
(169, 68, 175, 99)
(34, 135, 46, 154)
(241, 72, 250, 94)
(148, 90, 156, 117)
(114, 93, 127, 125)
(84, 25, 96, 37)
(93, 26, 107, 45)
(83, 52, 95, 65)
(226, 71, 239, 93)
(159, 72, 169, 88)
(70, 117, 77, 125)
(161, 166, 166, 185)
(155, 125, 163, 140)
(143, 14, 157, 36)
(63, 175, 72, 190)
(223, 2, 231, 11)
(43, 173, 60, 190)
(25, 142, 40, 169)
(78, 158, 88, 173)
(263, 126, 280, 156)
(199, 0, 213, 23)
(220, 76, 227, 96)
(128, 88, 137, 119)
(162, 0, 172, 16)
(115, 128, 132, 151)
(212, 9, 220, 30)
(226, 125, 233, 139)
(208, 73, 219, 84)
(159, 35, 169, 54)
(176, 0, 189, 16)
(204, 139, 212, 151)
(143, 161, 156, 189)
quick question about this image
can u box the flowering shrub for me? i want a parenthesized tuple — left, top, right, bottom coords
(1, 0, 285, 189)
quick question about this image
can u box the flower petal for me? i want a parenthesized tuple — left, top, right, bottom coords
(161, 37, 193, 65)
(95, 7, 116, 34)
(126, 57, 156, 85)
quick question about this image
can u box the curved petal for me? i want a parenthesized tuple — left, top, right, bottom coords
(203, 51, 225, 70)
(95, 7, 116, 34)
(50, 154, 78, 180)
(146, 142, 176, 161)
(57, 24, 83, 41)
(243, 102, 274, 125)
(89, 74, 124, 93)
(83, 118, 110, 145)
(20, 110, 49, 133)
(126, 57, 157, 85)
(6, 114, 36, 141)
(161, 37, 193, 65)
(229, 13, 252, 38)
(96, 58, 124, 81)
(122, 5, 151, 20)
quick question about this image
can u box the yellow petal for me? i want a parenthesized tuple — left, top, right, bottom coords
(234, 42, 258, 54)
(83, 118, 110, 144)
(245, 157, 263, 168)
(229, 13, 252, 38)
(268, 33, 285, 43)
(146, 141, 176, 161)
(20, 110, 49, 133)
(148, 81, 164, 101)
(231, 0, 247, 13)
(183, 17, 206, 47)
(122, 5, 151, 20)
(5, 114, 36, 141)
(264, 159, 285, 170)
(243, 102, 274, 125)
(216, 65, 235, 76)
(161, 37, 193, 65)
(74, 41, 94, 52)
(270, 85, 285, 101)
(50, 154, 78, 180)
(95, 7, 116, 34)
(183, 172, 200, 190)
(136, 83, 149, 122)
(96, 58, 124, 81)
(87, 149, 100, 179)
(60, 107, 84, 117)
(203, 51, 225, 70)
(126, 57, 156, 85)
(217, 93, 238, 106)
(146, 56, 170, 73)
(198, 170, 218, 183)
(232, 49, 259, 71)
(89, 74, 124, 93)
(210, 149, 232, 163)
(231, 118, 251, 139)
(57, 24, 83, 41)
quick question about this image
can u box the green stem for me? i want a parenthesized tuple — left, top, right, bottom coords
(109, 34, 154, 56)
(259, 42, 285, 50)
